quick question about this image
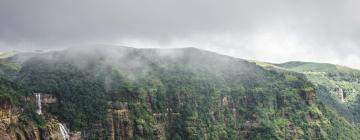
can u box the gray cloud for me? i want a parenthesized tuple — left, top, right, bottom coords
(0, 0, 360, 68)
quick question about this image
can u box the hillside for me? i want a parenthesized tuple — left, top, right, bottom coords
(276, 61, 360, 126)
(1, 46, 360, 139)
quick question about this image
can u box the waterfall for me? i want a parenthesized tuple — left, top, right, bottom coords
(59, 123, 70, 140)
(338, 88, 345, 102)
(35, 93, 42, 115)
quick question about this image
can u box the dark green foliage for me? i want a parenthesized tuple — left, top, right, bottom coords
(17, 56, 108, 130)
(1, 47, 360, 139)
(0, 78, 24, 105)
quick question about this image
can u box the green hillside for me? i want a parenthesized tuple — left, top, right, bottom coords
(1, 47, 360, 139)
(274, 61, 360, 127)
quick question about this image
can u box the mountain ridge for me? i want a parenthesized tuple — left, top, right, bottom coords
(1, 46, 360, 139)
(3, 46, 360, 71)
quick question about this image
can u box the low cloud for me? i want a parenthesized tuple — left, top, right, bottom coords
(0, 0, 359, 68)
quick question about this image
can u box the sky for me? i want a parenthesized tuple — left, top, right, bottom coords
(1, 0, 360, 68)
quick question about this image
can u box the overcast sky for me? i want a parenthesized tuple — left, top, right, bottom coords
(1, 0, 360, 68)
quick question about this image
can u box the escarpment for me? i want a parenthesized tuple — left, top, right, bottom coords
(1, 47, 360, 139)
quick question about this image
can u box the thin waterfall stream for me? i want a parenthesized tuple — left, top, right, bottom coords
(59, 123, 70, 140)
(35, 93, 42, 115)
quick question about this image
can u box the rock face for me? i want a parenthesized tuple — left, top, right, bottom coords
(0, 97, 20, 130)
(106, 101, 133, 140)
(42, 94, 57, 104)
(79, 101, 135, 140)
(42, 120, 68, 140)
(0, 96, 78, 140)
(300, 90, 316, 105)
(70, 131, 81, 140)
(0, 97, 37, 140)
(24, 93, 57, 106)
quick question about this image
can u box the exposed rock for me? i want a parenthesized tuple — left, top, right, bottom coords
(300, 90, 316, 105)
(105, 101, 133, 140)
(0, 133, 11, 140)
(41, 94, 57, 104)
(0, 96, 73, 140)
(0, 97, 21, 131)
(70, 131, 81, 140)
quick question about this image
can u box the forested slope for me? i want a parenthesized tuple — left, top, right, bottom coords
(0, 47, 360, 139)
(277, 62, 360, 127)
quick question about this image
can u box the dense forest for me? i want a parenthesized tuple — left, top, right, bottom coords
(1, 46, 360, 139)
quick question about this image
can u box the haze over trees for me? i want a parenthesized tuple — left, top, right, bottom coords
(1, 46, 360, 139)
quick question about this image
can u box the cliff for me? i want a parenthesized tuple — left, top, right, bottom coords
(0, 95, 78, 140)
(1, 47, 360, 139)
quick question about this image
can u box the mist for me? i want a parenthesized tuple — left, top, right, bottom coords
(0, 0, 360, 68)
